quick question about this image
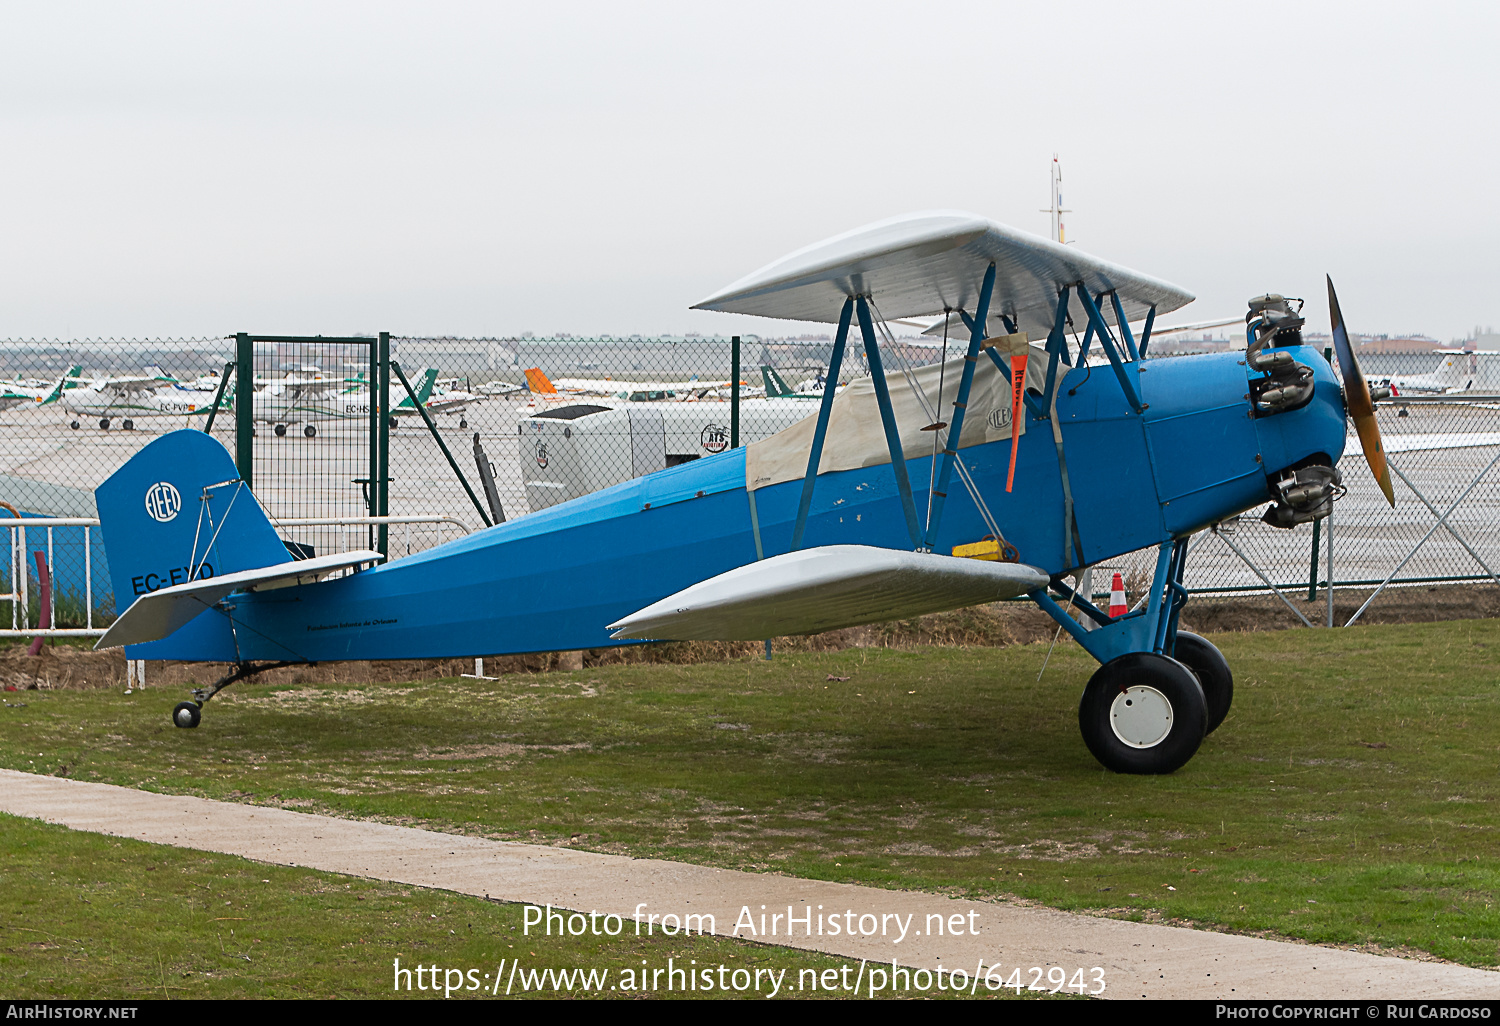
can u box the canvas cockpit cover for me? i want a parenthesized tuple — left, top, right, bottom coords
(692, 211, 1194, 339)
(745, 344, 1047, 492)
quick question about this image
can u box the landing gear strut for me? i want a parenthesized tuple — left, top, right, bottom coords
(170, 661, 299, 728)
(1034, 535, 1235, 773)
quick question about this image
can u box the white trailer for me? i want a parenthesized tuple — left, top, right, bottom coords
(519, 399, 815, 511)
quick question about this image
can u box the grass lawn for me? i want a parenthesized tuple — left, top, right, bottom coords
(1, 815, 900, 999)
(2, 619, 1497, 974)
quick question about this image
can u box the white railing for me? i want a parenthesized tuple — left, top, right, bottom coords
(0, 514, 471, 638)
(2, 517, 100, 637)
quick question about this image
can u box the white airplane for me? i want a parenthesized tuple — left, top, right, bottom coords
(0, 366, 82, 413)
(253, 367, 439, 436)
(1376, 350, 1500, 395)
(63, 368, 220, 430)
(421, 378, 486, 429)
(477, 378, 529, 398)
(529, 368, 736, 402)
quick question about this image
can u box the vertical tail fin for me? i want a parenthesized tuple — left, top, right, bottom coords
(95, 430, 296, 660)
(761, 365, 793, 397)
(524, 367, 558, 394)
(38, 366, 81, 405)
(96, 431, 289, 606)
(395, 367, 440, 410)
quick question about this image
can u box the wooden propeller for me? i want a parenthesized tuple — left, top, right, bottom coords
(1327, 276, 1395, 506)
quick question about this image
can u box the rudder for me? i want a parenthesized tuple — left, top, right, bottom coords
(95, 430, 289, 612)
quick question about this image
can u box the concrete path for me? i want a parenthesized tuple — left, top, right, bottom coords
(1, 769, 1494, 1000)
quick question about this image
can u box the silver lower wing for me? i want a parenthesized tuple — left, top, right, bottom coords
(96, 550, 383, 650)
(609, 544, 1049, 641)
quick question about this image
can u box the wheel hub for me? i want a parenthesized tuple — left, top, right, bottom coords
(1109, 685, 1174, 748)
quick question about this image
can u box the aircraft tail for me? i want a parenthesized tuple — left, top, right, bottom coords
(761, 365, 793, 397)
(38, 366, 82, 405)
(144, 364, 178, 384)
(95, 431, 290, 618)
(524, 367, 558, 394)
(395, 367, 440, 410)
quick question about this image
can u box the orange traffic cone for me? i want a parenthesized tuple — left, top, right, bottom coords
(1108, 572, 1127, 618)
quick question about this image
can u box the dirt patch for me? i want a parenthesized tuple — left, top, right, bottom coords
(5, 584, 1496, 691)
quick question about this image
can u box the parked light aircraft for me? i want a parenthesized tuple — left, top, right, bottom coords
(0, 367, 81, 413)
(760, 365, 828, 399)
(64, 368, 223, 430)
(526, 367, 735, 403)
(421, 378, 485, 429)
(90, 211, 1391, 775)
(1375, 350, 1500, 395)
(253, 367, 439, 436)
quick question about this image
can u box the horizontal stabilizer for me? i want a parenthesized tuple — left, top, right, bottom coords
(95, 550, 382, 650)
(608, 544, 1049, 641)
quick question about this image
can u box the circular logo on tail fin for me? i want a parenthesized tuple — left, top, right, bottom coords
(144, 482, 181, 523)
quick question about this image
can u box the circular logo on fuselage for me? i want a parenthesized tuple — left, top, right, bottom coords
(988, 406, 1013, 430)
(144, 481, 181, 522)
(701, 423, 729, 453)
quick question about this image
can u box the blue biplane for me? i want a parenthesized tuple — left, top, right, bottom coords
(94, 211, 1391, 773)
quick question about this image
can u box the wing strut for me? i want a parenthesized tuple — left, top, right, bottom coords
(790, 298, 854, 550)
(1076, 287, 1145, 413)
(1138, 305, 1157, 357)
(855, 296, 923, 549)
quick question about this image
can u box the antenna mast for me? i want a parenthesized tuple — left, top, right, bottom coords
(1040, 154, 1072, 244)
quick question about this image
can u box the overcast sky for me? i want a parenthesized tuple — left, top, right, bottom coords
(1, 1, 1495, 341)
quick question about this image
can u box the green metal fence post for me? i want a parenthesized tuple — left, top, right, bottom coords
(378, 332, 391, 558)
(367, 337, 380, 552)
(235, 333, 253, 484)
(731, 335, 740, 449)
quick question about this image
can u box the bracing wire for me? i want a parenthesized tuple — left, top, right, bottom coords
(866, 298, 1008, 546)
(925, 310, 951, 534)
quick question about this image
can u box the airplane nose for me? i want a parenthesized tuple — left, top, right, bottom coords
(1251, 345, 1348, 480)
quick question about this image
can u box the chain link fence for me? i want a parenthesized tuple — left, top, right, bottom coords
(1, 337, 1492, 633)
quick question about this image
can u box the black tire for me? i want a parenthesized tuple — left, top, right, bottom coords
(99, 418, 110, 430)
(274, 423, 287, 437)
(1079, 652, 1207, 774)
(303, 424, 316, 438)
(172, 701, 202, 729)
(69, 420, 80, 430)
(1171, 631, 1233, 735)
(459, 418, 468, 429)
(388, 416, 398, 429)
(122, 419, 134, 430)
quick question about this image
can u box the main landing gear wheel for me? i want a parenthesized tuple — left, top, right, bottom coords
(99, 418, 110, 430)
(172, 701, 202, 729)
(459, 417, 468, 429)
(388, 416, 398, 429)
(122, 418, 134, 430)
(1079, 652, 1207, 774)
(1171, 631, 1233, 734)
(69, 420, 80, 430)
(303, 424, 317, 437)
(274, 423, 287, 436)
